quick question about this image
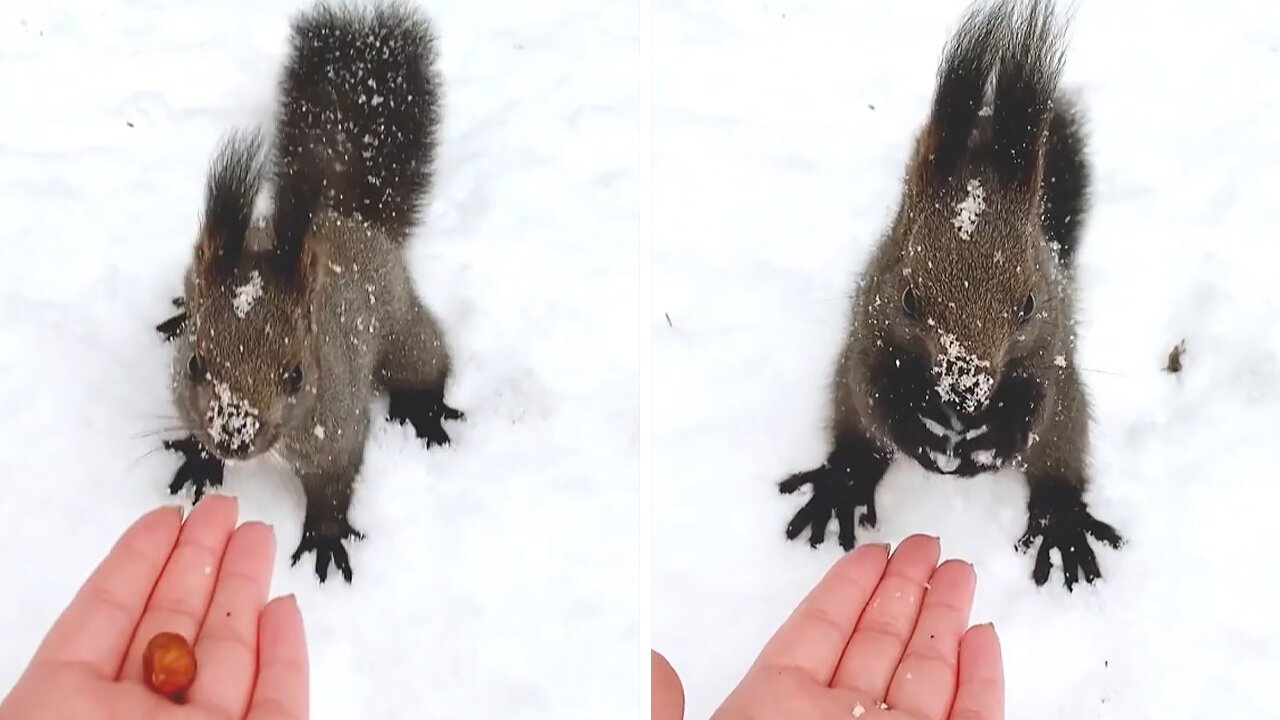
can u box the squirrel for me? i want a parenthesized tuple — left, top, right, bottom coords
(779, 0, 1122, 591)
(154, 0, 461, 584)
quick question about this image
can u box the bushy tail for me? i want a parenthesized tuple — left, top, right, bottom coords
(272, 0, 442, 263)
(1039, 95, 1088, 266)
(913, 0, 1088, 262)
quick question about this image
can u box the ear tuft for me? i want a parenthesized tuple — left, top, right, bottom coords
(197, 128, 266, 283)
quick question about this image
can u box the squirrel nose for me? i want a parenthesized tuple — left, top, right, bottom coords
(941, 394, 990, 420)
(206, 396, 262, 458)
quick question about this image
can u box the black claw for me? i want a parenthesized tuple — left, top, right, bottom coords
(836, 504, 857, 550)
(1088, 518, 1125, 549)
(779, 465, 874, 551)
(291, 523, 362, 584)
(1021, 481, 1123, 591)
(156, 311, 188, 341)
(779, 472, 808, 496)
(807, 511, 825, 548)
(164, 436, 224, 501)
(1033, 539, 1052, 586)
(387, 387, 464, 447)
(859, 502, 878, 529)
(784, 503, 809, 541)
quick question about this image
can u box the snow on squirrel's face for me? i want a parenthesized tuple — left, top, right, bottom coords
(875, 174, 1057, 420)
(172, 257, 320, 461)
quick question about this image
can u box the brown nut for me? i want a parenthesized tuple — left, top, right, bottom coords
(142, 631, 197, 701)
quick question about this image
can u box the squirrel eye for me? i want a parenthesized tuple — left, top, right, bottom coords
(285, 364, 304, 395)
(1018, 293, 1036, 324)
(187, 353, 206, 382)
(902, 287, 922, 320)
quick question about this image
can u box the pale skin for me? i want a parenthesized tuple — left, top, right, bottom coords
(0, 495, 308, 720)
(653, 535, 1003, 720)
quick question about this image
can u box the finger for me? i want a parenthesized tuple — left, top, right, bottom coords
(247, 595, 309, 720)
(121, 494, 238, 682)
(750, 542, 890, 684)
(949, 624, 1004, 720)
(31, 506, 183, 678)
(651, 651, 684, 720)
(190, 522, 276, 717)
(832, 534, 940, 696)
(884, 560, 977, 720)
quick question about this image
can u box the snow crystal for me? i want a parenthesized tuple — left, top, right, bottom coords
(934, 333, 994, 414)
(852, 702, 866, 717)
(930, 449, 961, 474)
(920, 415, 949, 438)
(1054, 355, 1067, 368)
(952, 179, 987, 240)
(971, 449, 999, 467)
(206, 381, 261, 451)
(314, 424, 326, 440)
(231, 270, 264, 319)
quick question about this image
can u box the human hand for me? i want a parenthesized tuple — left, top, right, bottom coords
(708, 535, 1002, 720)
(0, 495, 308, 720)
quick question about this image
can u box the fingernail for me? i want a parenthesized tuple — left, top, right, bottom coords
(165, 504, 186, 522)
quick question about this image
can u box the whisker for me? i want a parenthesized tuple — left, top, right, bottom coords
(1079, 367, 1127, 377)
(127, 446, 169, 469)
(130, 428, 188, 440)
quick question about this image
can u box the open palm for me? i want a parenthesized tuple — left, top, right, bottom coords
(0, 496, 307, 720)
(710, 535, 1002, 720)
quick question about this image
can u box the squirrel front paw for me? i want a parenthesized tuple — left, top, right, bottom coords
(1017, 481, 1123, 590)
(156, 297, 188, 342)
(950, 420, 1030, 476)
(290, 521, 365, 584)
(163, 436, 225, 502)
(779, 465, 877, 550)
(387, 387, 464, 447)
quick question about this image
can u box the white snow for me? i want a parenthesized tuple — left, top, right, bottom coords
(231, 270, 264, 319)
(206, 381, 262, 451)
(934, 332, 995, 414)
(0, 1, 639, 718)
(970, 448, 998, 468)
(952, 178, 987, 240)
(928, 450, 960, 475)
(653, 2, 1280, 720)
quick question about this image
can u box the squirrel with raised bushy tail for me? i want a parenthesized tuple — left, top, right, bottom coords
(780, 0, 1123, 590)
(156, 0, 462, 584)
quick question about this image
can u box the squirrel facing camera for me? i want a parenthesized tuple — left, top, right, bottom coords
(779, 0, 1122, 591)
(161, 0, 462, 584)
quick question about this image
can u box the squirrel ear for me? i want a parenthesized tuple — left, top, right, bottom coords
(197, 128, 264, 284)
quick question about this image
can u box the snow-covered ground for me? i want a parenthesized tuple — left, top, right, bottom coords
(0, 1, 639, 718)
(653, 1, 1280, 718)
